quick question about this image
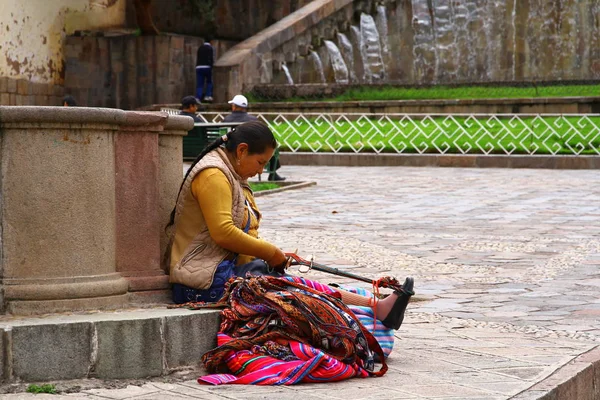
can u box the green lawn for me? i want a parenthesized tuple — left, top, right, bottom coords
(250, 182, 280, 192)
(248, 84, 600, 102)
(266, 115, 600, 155)
(333, 85, 600, 102)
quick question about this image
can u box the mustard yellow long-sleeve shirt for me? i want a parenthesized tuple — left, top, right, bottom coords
(171, 168, 277, 268)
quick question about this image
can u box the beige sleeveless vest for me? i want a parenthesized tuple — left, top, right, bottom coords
(167, 148, 247, 289)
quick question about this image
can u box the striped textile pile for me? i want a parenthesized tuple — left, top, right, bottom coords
(198, 276, 395, 385)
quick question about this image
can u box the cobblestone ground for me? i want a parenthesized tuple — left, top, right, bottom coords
(264, 167, 600, 338)
(9, 166, 600, 399)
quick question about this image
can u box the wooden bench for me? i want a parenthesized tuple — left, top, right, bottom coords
(186, 122, 243, 161)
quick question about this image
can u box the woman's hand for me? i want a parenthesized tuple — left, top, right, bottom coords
(267, 248, 288, 272)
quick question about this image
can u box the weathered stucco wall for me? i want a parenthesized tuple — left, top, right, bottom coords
(0, 0, 126, 85)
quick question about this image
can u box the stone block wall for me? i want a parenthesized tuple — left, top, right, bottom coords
(238, 94, 600, 115)
(126, 0, 313, 41)
(213, 0, 366, 102)
(0, 309, 221, 382)
(0, 77, 65, 106)
(215, 0, 600, 103)
(64, 34, 208, 110)
(141, 94, 600, 116)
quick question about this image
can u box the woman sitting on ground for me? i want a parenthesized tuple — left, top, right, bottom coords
(165, 120, 413, 353)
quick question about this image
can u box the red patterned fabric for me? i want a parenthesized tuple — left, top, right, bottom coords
(199, 333, 370, 385)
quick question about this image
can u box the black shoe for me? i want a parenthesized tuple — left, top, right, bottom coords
(381, 277, 414, 330)
(268, 173, 286, 181)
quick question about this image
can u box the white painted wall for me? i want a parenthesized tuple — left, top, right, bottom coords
(0, 0, 126, 84)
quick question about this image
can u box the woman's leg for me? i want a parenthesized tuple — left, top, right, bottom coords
(334, 278, 414, 330)
(333, 287, 409, 328)
(284, 276, 414, 331)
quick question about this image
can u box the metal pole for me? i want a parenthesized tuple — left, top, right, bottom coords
(288, 258, 404, 292)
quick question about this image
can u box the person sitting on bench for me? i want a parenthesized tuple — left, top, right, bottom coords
(179, 96, 202, 123)
(223, 95, 285, 181)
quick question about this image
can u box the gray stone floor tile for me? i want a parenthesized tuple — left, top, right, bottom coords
(129, 393, 198, 400)
(154, 384, 219, 399)
(3, 396, 90, 400)
(231, 394, 322, 400)
(490, 366, 553, 381)
(81, 385, 160, 399)
(436, 397, 506, 400)
(399, 383, 499, 398)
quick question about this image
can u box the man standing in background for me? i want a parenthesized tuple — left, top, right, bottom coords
(196, 38, 214, 103)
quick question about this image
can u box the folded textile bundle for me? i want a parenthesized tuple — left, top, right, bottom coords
(199, 276, 388, 385)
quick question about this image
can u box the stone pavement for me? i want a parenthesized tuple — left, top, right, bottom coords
(9, 166, 600, 399)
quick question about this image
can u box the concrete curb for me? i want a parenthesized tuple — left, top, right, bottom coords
(512, 346, 600, 400)
(0, 308, 221, 383)
(280, 152, 600, 169)
(253, 181, 317, 197)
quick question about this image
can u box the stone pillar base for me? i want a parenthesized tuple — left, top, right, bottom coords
(121, 273, 169, 292)
(3, 273, 129, 315)
(122, 273, 171, 305)
(128, 290, 173, 305)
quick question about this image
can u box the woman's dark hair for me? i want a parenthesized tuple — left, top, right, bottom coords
(166, 120, 277, 229)
(63, 95, 78, 107)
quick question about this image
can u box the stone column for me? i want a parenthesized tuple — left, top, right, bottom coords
(213, 60, 244, 104)
(114, 112, 167, 302)
(115, 113, 191, 304)
(0, 107, 129, 314)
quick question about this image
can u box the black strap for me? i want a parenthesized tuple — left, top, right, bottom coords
(242, 206, 251, 233)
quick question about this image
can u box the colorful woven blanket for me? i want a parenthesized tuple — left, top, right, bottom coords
(199, 333, 370, 385)
(199, 275, 388, 385)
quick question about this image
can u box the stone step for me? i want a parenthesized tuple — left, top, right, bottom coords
(0, 307, 221, 383)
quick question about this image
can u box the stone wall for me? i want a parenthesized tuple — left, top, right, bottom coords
(215, 0, 600, 103)
(63, 34, 235, 109)
(249, 83, 600, 114)
(127, 0, 313, 40)
(141, 95, 600, 115)
(213, 0, 314, 40)
(213, 0, 366, 102)
(0, 77, 65, 106)
(386, 0, 600, 84)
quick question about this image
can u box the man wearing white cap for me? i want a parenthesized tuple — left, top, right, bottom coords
(223, 94, 285, 181)
(223, 95, 257, 123)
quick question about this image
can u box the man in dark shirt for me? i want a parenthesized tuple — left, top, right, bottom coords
(196, 38, 214, 103)
(223, 95, 285, 181)
(179, 96, 202, 123)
